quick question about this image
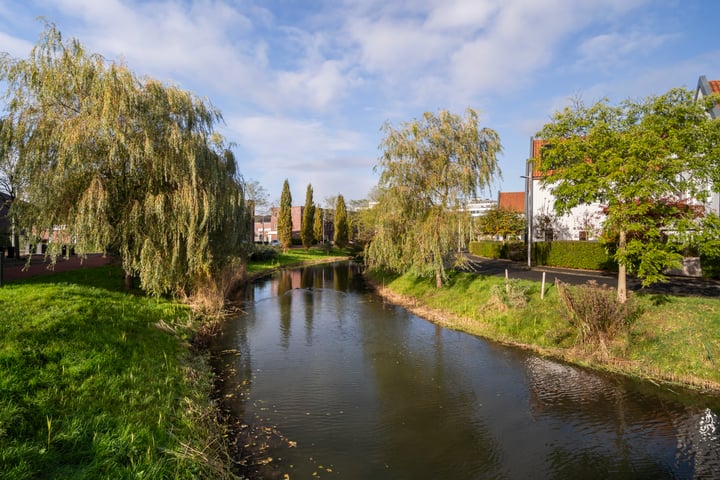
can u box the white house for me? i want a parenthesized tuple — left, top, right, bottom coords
(526, 76, 720, 242)
(695, 75, 720, 216)
(526, 138, 603, 242)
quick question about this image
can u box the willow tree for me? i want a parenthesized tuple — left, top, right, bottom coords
(0, 24, 251, 295)
(334, 194, 349, 248)
(366, 109, 502, 287)
(278, 179, 293, 251)
(536, 88, 720, 303)
(301, 183, 315, 249)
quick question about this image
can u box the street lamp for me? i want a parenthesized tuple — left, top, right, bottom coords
(522, 171, 533, 268)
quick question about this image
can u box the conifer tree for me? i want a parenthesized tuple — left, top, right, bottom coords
(334, 194, 349, 248)
(278, 179, 293, 251)
(301, 183, 315, 249)
(313, 205, 324, 244)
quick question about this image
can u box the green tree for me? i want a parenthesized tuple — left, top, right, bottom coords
(366, 109, 502, 287)
(313, 205, 324, 244)
(278, 179, 293, 251)
(0, 24, 252, 295)
(334, 194, 349, 248)
(536, 88, 720, 302)
(476, 207, 526, 240)
(301, 183, 315, 249)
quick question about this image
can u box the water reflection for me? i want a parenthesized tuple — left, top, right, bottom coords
(215, 262, 720, 479)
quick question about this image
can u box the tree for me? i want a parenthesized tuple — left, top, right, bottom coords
(301, 184, 315, 249)
(244, 178, 269, 242)
(536, 88, 720, 302)
(313, 205, 324, 244)
(476, 207, 526, 240)
(366, 108, 502, 287)
(334, 194, 349, 248)
(0, 23, 251, 295)
(278, 179, 293, 251)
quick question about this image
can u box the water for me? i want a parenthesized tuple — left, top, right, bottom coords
(214, 262, 720, 479)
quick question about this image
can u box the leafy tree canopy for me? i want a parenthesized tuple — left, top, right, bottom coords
(476, 207, 526, 240)
(0, 23, 251, 295)
(366, 108, 502, 287)
(536, 88, 720, 301)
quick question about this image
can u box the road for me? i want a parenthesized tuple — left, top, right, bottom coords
(459, 254, 720, 298)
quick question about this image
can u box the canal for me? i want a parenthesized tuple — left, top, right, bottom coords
(213, 262, 720, 479)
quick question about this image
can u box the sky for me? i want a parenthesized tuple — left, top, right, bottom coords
(0, 0, 719, 207)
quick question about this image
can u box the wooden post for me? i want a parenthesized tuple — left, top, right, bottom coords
(541, 271, 546, 300)
(505, 268, 509, 293)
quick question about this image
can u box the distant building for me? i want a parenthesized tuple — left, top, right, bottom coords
(465, 198, 496, 217)
(497, 191, 525, 214)
(253, 206, 333, 243)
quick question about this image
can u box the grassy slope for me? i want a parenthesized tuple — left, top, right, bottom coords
(0, 266, 231, 480)
(246, 246, 351, 274)
(373, 270, 720, 391)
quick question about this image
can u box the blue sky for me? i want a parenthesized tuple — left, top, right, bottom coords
(1, 0, 718, 207)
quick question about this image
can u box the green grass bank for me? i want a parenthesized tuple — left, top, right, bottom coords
(0, 265, 234, 480)
(0, 247, 352, 479)
(368, 269, 720, 393)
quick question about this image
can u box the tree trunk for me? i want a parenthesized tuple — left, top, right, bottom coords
(435, 268, 443, 288)
(617, 229, 627, 304)
(124, 272, 134, 291)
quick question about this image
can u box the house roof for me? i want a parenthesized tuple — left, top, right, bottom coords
(530, 138, 554, 178)
(696, 75, 720, 119)
(498, 191, 525, 213)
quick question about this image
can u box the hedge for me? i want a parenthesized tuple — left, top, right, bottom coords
(469, 240, 617, 271)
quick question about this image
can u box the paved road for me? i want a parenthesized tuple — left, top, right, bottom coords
(459, 255, 720, 298)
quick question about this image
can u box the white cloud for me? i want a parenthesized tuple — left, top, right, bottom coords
(575, 31, 674, 71)
(0, 31, 33, 57)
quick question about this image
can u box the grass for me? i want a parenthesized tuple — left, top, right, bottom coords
(246, 245, 352, 274)
(0, 265, 234, 479)
(370, 269, 720, 391)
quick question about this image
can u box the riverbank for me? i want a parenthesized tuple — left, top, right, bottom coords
(367, 269, 720, 395)
(0, 265, 236, 479)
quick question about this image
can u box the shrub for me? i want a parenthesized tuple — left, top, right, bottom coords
(469, 241, 526, 260)
(555, 279, 640, 353)
(483, 279, 528, 311)
(250, 245, 279, 262)
(532, 241, 617, 271)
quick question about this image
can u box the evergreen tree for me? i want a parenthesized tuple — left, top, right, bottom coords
(334, 194, 349, 248)
(301, 183, 315, 249)
(278, 179, 293, 251)
(313, 205, 324, 244)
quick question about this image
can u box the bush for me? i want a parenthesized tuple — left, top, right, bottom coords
(484, 279, 528, 311)
(469, 241, 526, 260)
(701, 253, 720, 279)
(555, 279, 640, 352)
(532, 241, 617, 271)
(250, 244, 279, 262)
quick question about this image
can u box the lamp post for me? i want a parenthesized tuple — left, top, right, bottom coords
(522, 169, 533, 268)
